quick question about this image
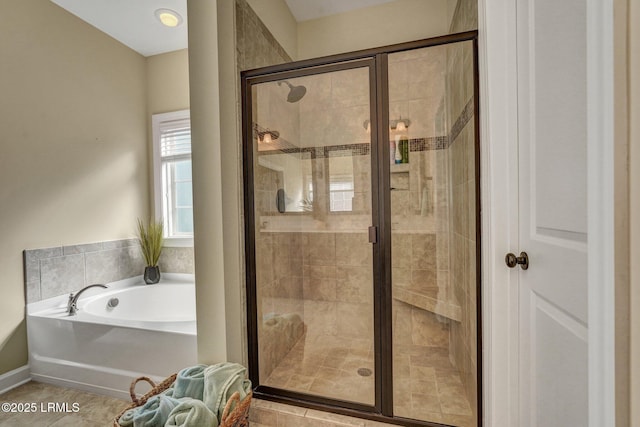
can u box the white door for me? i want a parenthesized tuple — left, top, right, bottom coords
(515, 0, 589, 426)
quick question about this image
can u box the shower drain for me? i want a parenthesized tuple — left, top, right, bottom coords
(357, 368, 372, 377)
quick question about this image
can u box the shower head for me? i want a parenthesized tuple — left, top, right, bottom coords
(278, 80, 307, 103)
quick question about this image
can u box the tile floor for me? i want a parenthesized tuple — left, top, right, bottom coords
(0, 379, 473, 426)
(0, 381, 396, 427)
(265, 333, 376, 405)
(250, 399, 396, 427)
(265, 333, 475, 427)
(0, 381, 127, 426)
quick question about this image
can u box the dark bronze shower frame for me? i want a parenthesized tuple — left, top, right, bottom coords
(241, 30, 481, 427)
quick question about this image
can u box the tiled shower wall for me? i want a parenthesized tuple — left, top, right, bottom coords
(254, 106, 456, 381)
(255, 229, 373, 379)
(390, 146, 456, 322)
(447, 0, 479, 414)
(243, 0, 480, 401)
(447, 95, 477, 419)
(237, 0, 295, 381)
(24, 239, 194, 304)
(236, 0, 291, 71)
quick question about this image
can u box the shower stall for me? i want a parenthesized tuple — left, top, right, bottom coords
(242, 32, 480, 427)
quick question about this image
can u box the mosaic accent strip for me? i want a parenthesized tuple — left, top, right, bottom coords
(259, 143, 370, 158)
(259, 135, 451, 159)
(256, 96, 473, 157)
(411, 136, 449, 151)
(449, 97, 475, 145)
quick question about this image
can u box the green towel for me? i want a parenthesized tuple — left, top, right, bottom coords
(132, 394, 180, 427)
(165, 398, 218, 427)
(202, 362, 252, 420)
(173, 364, 207, 400)
(118, 407, 139, 426)
(118, 386, 176, 426)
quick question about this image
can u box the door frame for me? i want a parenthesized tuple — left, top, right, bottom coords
(477, 0, 618, 425)
(240, 32, 482, 427)
(241, 57, 383, 417)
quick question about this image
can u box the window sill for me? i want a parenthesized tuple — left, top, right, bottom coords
(163, 237, 193, 248)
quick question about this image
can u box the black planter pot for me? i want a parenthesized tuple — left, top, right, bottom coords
(144, 266, 161, 284)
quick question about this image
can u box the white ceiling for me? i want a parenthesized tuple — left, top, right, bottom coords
(284, 0, 396, 22)
(50, 0, 396, 57)
(50, 0, 188, 57)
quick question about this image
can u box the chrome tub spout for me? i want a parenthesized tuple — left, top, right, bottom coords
(67, 284, 107, 315)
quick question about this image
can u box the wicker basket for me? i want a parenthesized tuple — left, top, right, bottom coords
(113, 374, 252, 427)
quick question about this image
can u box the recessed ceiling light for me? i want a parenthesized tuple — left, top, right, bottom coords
(155, 9, 183, 28)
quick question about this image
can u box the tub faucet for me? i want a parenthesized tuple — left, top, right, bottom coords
(67, 284, 107, 315)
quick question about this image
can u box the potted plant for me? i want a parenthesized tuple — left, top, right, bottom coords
(137, 218, 164, 284)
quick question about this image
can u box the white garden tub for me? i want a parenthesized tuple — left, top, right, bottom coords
(27, 274, 197, 399)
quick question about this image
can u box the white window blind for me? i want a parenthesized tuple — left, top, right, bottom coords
(160, 118, 191, 159)
(152, 111, 193, 243)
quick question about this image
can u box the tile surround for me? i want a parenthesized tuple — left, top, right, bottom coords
(24, 239, 194, 304)
(238, 0, 302, 384)
(245, 1, 479, 424)
(445, 30, 478, 424)
(254, 122, 476, 423)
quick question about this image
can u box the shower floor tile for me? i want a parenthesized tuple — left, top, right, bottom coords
(264, 333, 475, 426)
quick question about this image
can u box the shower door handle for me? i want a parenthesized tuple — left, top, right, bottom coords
(368, 226, 378, 244)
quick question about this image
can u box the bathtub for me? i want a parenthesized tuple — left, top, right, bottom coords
(27, 274, 197, 399)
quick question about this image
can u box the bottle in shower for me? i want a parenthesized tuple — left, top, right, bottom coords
(400, 136, 409, 163)
(391, 135, 399, 165)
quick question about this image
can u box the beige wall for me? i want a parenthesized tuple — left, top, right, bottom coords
(0, 0, 148, 374)
(297, 0, 452, 60)
(147, 49, 190, 115)
(246, 0, 298, 60)
(629, 0, 640, 422)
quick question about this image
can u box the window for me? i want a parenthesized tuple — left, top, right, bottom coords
(152, 110, 193, 244)
(329, 176, 354, 212)
(303, 173, 355, 213)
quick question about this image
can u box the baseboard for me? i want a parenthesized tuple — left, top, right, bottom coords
(0, 365, 31, 395)
(30, 373, 132, 401)
(29, 355, 166, 401)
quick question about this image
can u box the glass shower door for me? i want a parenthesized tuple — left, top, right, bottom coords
(245, 62, 377, 406)
(388, 41, 479, 426)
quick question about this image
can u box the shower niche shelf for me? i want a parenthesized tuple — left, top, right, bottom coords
(390, 163, 410, 173)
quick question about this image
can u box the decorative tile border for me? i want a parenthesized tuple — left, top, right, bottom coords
(255, 96, 474, 158)
(449, 97, 475, 144)
(411, 136, 449, 151)
(258, 135, 451, 159)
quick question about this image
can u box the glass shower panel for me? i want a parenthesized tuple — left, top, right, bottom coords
(389, 41, 478, 426)
(250, 67, 375, 405)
